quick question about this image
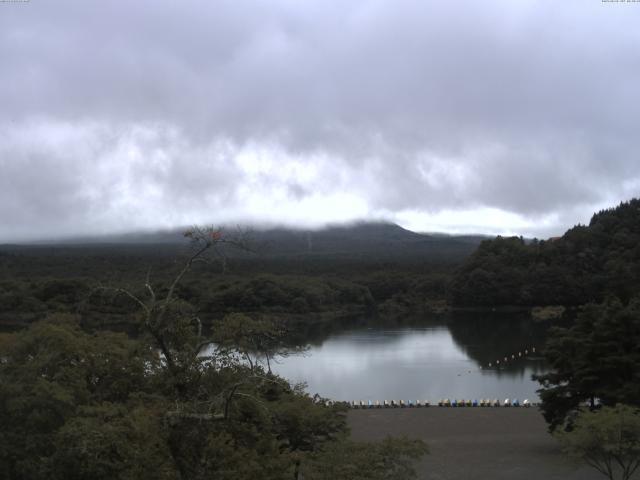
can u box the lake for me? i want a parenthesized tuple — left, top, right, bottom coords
(269, 313, 549, 403)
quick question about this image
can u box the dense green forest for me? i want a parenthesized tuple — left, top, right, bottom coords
(3, 203, 640, 477)
(535, 296, 640, 431)
(0, 223, 480, 332)
(0, 315, 428, 479)
(0, 228, 429, 479)
(4, 200, 640, 330)
(450, 199, 640, 307)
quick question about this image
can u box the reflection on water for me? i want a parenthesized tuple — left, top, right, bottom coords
(271, 314, 549, 401)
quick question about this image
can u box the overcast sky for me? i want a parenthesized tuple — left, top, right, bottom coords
(1, 0, 639, 242)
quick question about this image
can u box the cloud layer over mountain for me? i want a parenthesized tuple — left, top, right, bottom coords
(1, 0, 639, 241)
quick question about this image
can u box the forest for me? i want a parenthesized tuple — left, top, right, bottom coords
(0, 222, 480, 333)
(2, 202, 640, 478)
(0, 227, 431, 479)
(5, 199, 640, 336)
(450, 199, 640, 307)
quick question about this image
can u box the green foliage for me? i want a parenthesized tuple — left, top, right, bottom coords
(555, 404, 640, 480)
(451, 198, 640, 307)
(0, 232, 465, 331)
(0, 314, 426, 479)
(213, 313, 293, 373)
(50, 400, 175, 480)
(0, 226, 435, 477)
(0, 315, 163, 479)
(199, 274, 370, 314)
(34, 278, 90, 305)
(302, 436, 428, 480)
(536, 297, 640, 431)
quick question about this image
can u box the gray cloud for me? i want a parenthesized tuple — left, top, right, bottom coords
(1, 0, 639, 241)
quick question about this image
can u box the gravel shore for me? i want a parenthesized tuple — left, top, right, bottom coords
(348, 408, 604, 480)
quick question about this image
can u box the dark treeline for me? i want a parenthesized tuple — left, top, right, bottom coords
(0, 224, 481, 332)
(5, 198, 640, 331)
(450, 198, 640, 307)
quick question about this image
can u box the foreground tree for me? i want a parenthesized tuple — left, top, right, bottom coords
(535, 296, 640, 431)
(97, 226, 251, 394)
(302, 436, 428, 480)
(556, 405, 640, 480)
(1, 227, 427, 479)
(213, 313, 301, 374)
(0, 315, 170, 480)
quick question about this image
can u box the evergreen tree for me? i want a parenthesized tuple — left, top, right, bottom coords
(536, 297, 640, 431)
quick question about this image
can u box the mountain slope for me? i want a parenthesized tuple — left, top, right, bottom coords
(14, 222, 487, 261)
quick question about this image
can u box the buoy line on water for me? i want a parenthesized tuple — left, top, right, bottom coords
(486, 346, 537, 369)
(452, 345, 539, 378)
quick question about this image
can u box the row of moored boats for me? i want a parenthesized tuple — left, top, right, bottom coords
(350, 398, 535, 408)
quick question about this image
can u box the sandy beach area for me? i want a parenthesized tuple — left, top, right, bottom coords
(348, 407, 605, 480)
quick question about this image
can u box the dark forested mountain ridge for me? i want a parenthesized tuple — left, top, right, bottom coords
(21, 221, 485, 260)
(450, 199, 640, 307)
(0, 223, 485, 330)
(244, 222, 484, 258)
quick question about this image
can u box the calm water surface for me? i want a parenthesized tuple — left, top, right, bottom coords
(270, 315, 548, 402)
